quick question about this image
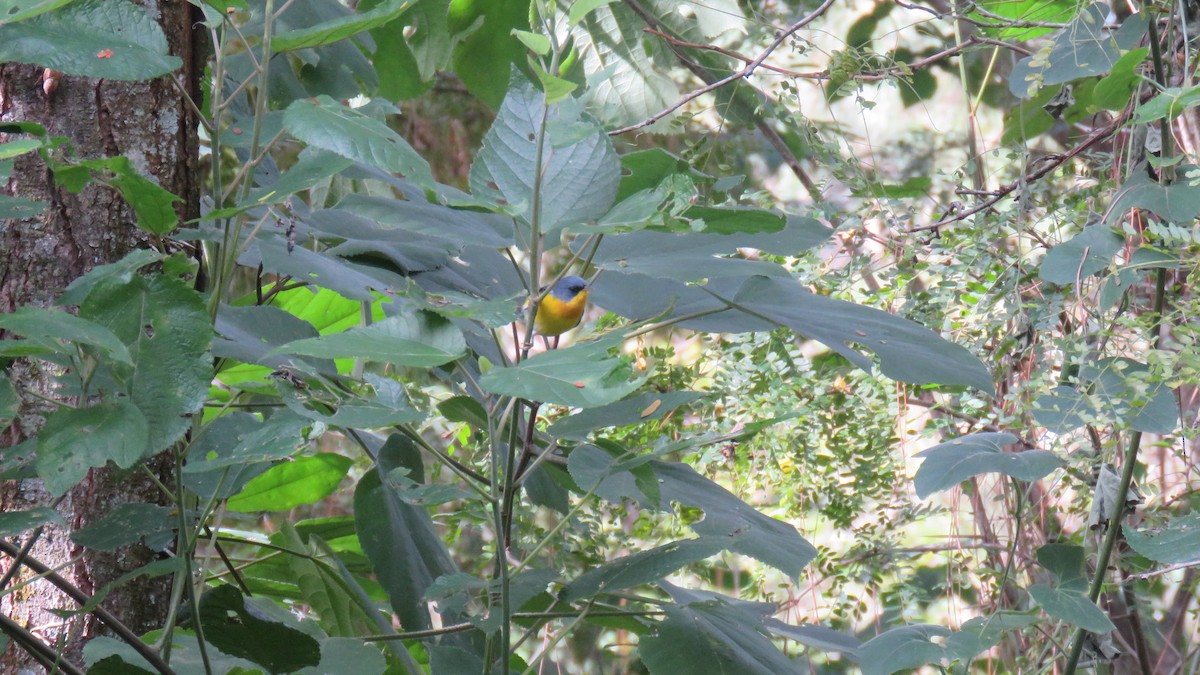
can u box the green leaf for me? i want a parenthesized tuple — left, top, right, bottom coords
(563, 538, 726, 602)
(80, 274, 212, 455)
(0, 373, 15, 434)
(214, 304, 334, 378)
(859, 625, 951, 675)
(57, 249, 162, 307)
(676, 205, 786, 234)
(71, 503, 175, 552)
(0, 0, 182, 80)
(1038, 543, 1088, 589)
(851, 176, 932, 199)
(283, 95, 435, 187)
(578, 4, 679, 129)
(762, 619, 861, 655)
(640, 583, 802, 675)
(512, 29, 550, 55)
(1032, 358, 1177, 433)
(1029, 583, 1115, 633)
(245, 149, 355, 206)
(0, 507, 63, 537)
(973, 0, 1078, 40)
(653, 460, 816, 578)
(273, 0, 416, 51)
(470, 71, 620, 232)
(354, 434, 459, 631)
(226, 453, 353, 512)
(0, 0, 78, 24)
(450, 0, 528, 107)
(37, 400, 150, 497)
(568, 443, 659, 507)
(585, 220, 831, 282)
(1126, 513, 1200, 564)
(549, 391, 706, 440)
(274, 310, 466, 367)
(281, 373, 423, 429)
(1107, 165, 1200, 224)
(0, 306, 132, 364)
(568, 0, 617, 25)
(198, 585, 321, 673)
(627, 275, 994, 393)
(0, 195, 45, 218)
(479, 337, 642, 408)
(1135, 84, 1200, 123)
(1009, 7, 1145, 98)
(913, 432, 1062, 499)
(1093, 48, 1148, 110)
(1039, 225, 1123, 284)
(0, 138, 42, 159)
(78, 156, 179, 234)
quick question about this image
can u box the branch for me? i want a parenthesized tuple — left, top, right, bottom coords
(0, 540, 176, 675)
(914, 113, 1128, 232)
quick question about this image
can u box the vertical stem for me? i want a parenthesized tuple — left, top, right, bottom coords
(1064, 266, 1166, 672)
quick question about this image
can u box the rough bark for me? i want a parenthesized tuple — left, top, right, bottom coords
(0, 1, 201, 670)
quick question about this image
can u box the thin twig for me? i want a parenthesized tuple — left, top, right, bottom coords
(915, 113, 1128, 232)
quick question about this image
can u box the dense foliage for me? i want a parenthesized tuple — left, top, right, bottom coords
(1, 0, 1198, 673)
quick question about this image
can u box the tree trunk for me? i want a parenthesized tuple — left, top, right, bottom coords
(0, 2, 201, 670)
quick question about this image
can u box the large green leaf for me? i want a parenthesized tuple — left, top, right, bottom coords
(37, 400, 149, 496)
(248, 235, 401, 302)
(1126, 513, 1200, 564)
(1029, 584, 1115, 633)
(226, 453, 353, 512)
(354, 434, 459, 631)
(76, 156, 179, 235)
(598, 275, 992, 392)
(273, 0, 415, 51)
(1009, 6, 1146, 98)
(1039, 225, 1124, 284)
(0, 306, 132, 364)
(71, 503, 175, 552)
(450, 0, 528, 107)
(479, 337, 643, 408)
(214, 304, 336, 377)
(275, 310, 465, 367)
(80, 274, 212, 455)
(0, 0, 77, 24)
(0, 0, 182, 80)
(549, 391, 706, 440)
(859, 625, 952, 675)
(584, 218, 831, 281)
(0, 507, 64, 538)
(0, 194, 45, 219)
(197, 585, 321, 673)
(283, 95, 435, 187)
(578, 4, 679, 129)
(568, 443, 660, 507)
(56, 249, 162, 307)
(640, 583, 802, 675)
(1029, 544, 1115, 633)
(469, 72, 620, 233)
(1106, 166, 1200, 225)
(563, 538, 727, 602)
(653, 460, 816, 578)
(913, 432, 1062, 499)
(1032, 358, 1177, 433)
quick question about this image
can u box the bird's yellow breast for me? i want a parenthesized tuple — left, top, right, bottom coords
(534, 289, 588, 336)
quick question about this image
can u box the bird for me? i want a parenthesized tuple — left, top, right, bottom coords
(533, 275, 589, 342)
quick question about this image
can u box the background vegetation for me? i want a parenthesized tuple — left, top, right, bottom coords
(1, 0, 1198, 673)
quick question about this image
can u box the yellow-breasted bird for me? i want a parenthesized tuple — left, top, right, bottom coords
(533, 275, 589, 337)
